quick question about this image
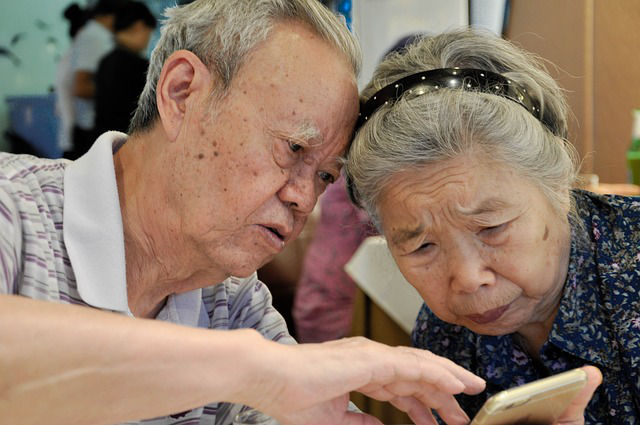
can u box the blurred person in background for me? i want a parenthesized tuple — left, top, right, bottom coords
(55, 3, 89, 156)
(292, 174, 372, 342)
(66, 0, 122, 159)
(95, 1, 157, 135)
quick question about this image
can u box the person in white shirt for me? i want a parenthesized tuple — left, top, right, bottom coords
(66, 0, 118, 159)
(54, 3, 88, 155)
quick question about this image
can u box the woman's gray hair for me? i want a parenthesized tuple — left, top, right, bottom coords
(345, 29, 579, 230)
(129, 0, 360, 133)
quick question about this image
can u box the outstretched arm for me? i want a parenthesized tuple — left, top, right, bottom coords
(240, 338, 486, 425)
(0, 294, 263, 424)
(0, 294, 484, 425)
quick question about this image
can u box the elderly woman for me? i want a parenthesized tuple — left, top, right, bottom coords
(345, 29, 637, 422)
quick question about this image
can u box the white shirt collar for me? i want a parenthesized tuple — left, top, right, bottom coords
(63, 132, 208, 327)
(63, 131, 130, 314)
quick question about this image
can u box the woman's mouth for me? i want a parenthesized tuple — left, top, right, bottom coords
(466, 304, 510, 325)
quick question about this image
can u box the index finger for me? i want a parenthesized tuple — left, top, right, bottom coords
(400, 347, 486, 395)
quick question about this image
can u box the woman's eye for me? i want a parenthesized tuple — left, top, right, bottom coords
(480, 222, 507, 237)
(413, 242, 434, 254)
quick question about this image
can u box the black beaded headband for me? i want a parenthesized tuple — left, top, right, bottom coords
(347, 67, 551, 207)
(355, 67, 550, 133)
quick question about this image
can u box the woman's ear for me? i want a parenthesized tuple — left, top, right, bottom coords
(155, 50, 212, 142)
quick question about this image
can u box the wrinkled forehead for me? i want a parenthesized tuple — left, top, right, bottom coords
(377, 156, 527, 223)
(259, 29, 358, 142)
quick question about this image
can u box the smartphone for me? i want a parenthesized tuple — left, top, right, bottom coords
(470, 368, 587, 425)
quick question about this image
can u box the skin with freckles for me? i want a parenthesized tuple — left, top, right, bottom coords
(378, 153, 572, 354)
(164, 23, 357, 277)
(113, 22, 358, 317)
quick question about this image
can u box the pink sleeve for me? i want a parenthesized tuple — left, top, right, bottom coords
(292, 176, 372, 342)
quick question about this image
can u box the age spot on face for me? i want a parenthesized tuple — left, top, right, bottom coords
(197, 153, 204, 160)
(542, 225, 549, 241)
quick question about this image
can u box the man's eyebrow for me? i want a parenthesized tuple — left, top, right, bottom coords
(290, 121, 322, 144)
(389, 224, 425, 247)
(459, 197, 513, 216)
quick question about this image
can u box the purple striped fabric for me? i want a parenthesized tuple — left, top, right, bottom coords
(0, 153, 70, 298)
(0, 150, 294, 425)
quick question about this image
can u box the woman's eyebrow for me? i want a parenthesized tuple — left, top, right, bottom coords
(389, 224, 425, 247)
(458, 197, 513, 216)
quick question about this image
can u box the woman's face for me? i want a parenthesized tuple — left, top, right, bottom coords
(378, 154, 571, 337)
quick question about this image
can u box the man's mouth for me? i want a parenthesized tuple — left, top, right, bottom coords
(255, 225, 286, 252)
(264, 226, 284, 241)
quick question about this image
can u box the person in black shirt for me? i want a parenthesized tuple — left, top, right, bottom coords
(95, 2, 156, 135)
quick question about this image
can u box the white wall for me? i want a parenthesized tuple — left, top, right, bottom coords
(352, 0, 469, 88)
(470, 0, 508, 35)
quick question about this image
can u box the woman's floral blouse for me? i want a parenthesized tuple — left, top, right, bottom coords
(412, 190, 640, 424)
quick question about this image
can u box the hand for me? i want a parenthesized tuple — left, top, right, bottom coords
(554, 366, 602, 425)
(246, 336, 486, 425)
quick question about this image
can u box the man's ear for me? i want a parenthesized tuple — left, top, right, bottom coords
(156, 50, 212, 142)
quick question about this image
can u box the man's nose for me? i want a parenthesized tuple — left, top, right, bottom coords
(278, 167, 318, 215)
(446, 239, 495, 294)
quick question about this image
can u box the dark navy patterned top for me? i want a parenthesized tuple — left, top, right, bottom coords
(412, 190, 640, 424)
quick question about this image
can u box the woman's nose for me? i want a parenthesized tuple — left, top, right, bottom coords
(446, 240, 495, 294)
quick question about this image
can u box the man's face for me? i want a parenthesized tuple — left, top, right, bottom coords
(379, 155, 571, 337)
(166, 22, 358, 279)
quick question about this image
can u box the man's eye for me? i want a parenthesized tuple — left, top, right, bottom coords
(288, 141, 303, 152)
(318, 171, 335, 184)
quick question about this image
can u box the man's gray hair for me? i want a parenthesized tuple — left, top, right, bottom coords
(345, 29, 579, 230)
(130, 0, 360, 133)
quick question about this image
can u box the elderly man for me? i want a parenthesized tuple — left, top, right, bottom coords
(0, 1, 486, 424)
